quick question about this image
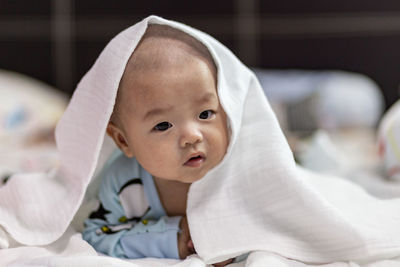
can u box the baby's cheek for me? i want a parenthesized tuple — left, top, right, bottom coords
(217, 124, 229, 148)
(148, 144, 174, 165)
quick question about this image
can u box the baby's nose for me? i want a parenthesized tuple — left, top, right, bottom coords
(180, 125, 203, 147)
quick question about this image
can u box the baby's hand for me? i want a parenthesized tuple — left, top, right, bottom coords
(178, 217, 232, 265)
(178, 216, 196, 259)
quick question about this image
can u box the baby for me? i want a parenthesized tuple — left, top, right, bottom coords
(82, 24, 230, 262)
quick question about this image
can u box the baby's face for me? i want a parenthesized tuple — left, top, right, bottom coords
(117, 57, 229, 183)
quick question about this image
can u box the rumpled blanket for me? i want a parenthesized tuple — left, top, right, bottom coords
(1, 15, 400, 267)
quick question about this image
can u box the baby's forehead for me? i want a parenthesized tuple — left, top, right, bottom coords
(121, 39, 217, 94)
(123, 54, 217, 99)
(126, 24, 217, 76)
(114, 24, 218, 120)
(127, 39, 194, 75)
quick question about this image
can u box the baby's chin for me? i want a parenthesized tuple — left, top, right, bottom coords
(172, 175, 204, 184)
(177, 172, 209, 183)
(182, 160, 225, 183)
(154, 163, 216, 183)
(153, 173, 204, 184)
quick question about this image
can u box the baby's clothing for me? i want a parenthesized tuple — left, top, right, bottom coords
(82, 150, 181, 259)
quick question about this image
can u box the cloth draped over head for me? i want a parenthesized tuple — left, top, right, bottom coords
(1, 15, 400, 265)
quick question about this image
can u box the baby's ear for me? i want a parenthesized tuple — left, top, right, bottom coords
(106, 122, 134, 158)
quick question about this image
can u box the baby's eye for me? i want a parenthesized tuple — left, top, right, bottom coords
(199, 110, 215, 120)
(154, 121, 172, 131)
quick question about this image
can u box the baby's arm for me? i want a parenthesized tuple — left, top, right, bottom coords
(82, 215, 182, 259)
(82, 161, 183, 259)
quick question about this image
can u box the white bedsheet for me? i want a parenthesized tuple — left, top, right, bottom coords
(3, 230, 400, 267)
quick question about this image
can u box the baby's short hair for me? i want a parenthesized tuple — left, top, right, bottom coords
(110, 24, 217, 125)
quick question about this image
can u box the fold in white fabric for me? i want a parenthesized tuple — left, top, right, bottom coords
(1, 15, 400, 266)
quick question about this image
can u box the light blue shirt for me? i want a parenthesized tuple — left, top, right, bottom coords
(82, 150, 181, 259)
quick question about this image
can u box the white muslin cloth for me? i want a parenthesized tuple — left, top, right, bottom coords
(1, 15, 400, 266)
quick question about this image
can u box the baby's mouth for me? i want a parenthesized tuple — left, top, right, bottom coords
(184, 154, 205, 167)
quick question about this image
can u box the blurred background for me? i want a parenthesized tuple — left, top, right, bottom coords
(1, 0, 400, 106)
(2, 0, 400, 194)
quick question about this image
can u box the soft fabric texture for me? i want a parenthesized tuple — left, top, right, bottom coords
(1, 15, 400, 266)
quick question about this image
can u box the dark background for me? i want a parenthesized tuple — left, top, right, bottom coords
(1, 0, 400, 108)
